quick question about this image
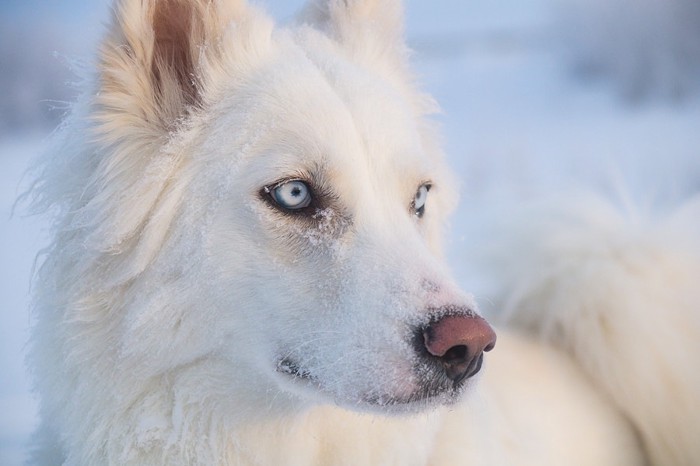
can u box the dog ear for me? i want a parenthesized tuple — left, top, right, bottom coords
(299, 0, 408, 69)
(96, 0, 267, 135)
(80, 0, 272, 276)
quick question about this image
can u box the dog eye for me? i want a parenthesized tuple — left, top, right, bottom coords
(268, 180, 312, 211)
(413, 183, 431, 218)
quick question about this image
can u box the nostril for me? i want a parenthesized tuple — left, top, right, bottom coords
(442, 344, 468, 364)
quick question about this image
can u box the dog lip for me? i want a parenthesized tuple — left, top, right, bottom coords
(361, 383, 464, 409)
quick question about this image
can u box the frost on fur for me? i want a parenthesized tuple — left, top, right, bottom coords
(482, 194, 700, 466)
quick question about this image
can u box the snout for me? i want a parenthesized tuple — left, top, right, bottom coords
(418, 312, 497, 384)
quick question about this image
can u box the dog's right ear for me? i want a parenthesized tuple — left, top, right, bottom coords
(299, 0, 407, 71)
(96, 0, 271, 138)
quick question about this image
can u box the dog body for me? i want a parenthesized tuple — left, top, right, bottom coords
(27, 1, 699, 464)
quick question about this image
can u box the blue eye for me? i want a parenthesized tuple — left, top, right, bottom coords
(270, 180, 312, 210)
(413, 184, 431, 218)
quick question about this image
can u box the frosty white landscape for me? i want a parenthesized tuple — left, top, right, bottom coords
(1, 0, 698, 464)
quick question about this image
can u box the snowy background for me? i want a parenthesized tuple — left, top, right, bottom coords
(1, 0, 699, 463)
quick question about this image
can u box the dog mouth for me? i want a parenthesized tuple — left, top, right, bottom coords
(276, 356, 469, 409)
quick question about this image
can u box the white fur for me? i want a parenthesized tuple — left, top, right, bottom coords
(479, 194, 700, 465)
(26, 1, 698, 464)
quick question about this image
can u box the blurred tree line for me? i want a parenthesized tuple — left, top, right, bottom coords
(0, 0, 699, 136)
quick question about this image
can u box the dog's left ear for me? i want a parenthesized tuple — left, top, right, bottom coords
(300, 0, 408, 69)
(82, 0, 273, 273)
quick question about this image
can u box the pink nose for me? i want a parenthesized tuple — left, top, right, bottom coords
(422, 314, 497, 383)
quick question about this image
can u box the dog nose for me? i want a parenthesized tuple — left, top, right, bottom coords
(421, 314, 497, 383)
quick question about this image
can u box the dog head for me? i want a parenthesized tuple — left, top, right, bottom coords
(56, 0, 495, 417)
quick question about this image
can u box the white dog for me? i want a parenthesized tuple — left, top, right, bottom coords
(26, 0, 700, 464)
